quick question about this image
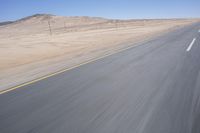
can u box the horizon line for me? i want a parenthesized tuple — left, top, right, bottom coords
(1, 13, 200, 23)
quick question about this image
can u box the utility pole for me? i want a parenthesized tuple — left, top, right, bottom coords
(48, 19, 52, 35)
(115, 20, 118, 30)
(64, 21, 66, 30)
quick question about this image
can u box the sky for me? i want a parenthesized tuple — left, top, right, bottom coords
(0, 0, 200, 22)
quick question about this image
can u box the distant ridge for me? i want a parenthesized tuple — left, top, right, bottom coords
(16, 14, 54, 22)
(0, 14, 108, 27)
(15, 13, 107, 22)
(0, 14, 54, 26)
(0, 21, 14, 26)
(0, 13, 194, 28)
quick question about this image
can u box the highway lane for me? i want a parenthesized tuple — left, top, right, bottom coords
(0, 23, 200, 133)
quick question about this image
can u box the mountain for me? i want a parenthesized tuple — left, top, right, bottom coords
(0, 14, 110, 35)
(0, 21, 14, 26)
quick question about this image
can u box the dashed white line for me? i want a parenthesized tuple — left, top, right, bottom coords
(187, 38, 196, 52)
(199, 29, 200, 33)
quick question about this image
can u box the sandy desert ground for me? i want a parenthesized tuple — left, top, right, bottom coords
(0, 14, 198, 91)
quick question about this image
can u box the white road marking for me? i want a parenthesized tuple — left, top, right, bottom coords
(199, 29, 200, 33)
(187, 38, 196, 52)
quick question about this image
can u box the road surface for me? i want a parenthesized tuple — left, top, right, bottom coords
(1, 22, 200, 133)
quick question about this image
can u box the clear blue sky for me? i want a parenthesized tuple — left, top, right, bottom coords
(0, 0, 199, 21)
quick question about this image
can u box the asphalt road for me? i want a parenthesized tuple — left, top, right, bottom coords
(1, 23, 200, 133)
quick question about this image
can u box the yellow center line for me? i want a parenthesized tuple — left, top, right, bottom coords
(0, 44, 138, 95)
